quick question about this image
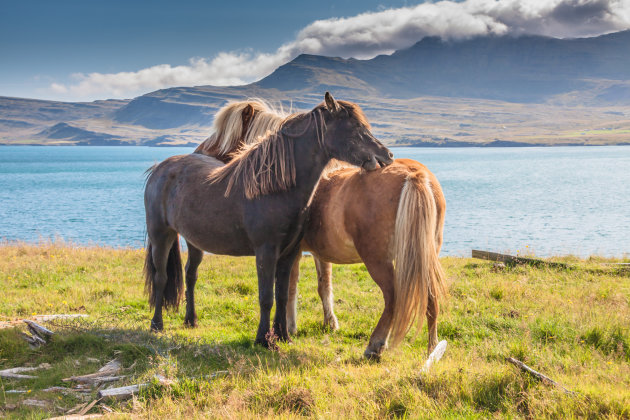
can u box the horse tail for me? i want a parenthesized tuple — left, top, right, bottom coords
(144, 236, 184, 310)
(389, 175, 446, 347)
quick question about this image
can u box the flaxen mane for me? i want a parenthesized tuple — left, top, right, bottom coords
(197, 99, 288, 156)
(209, 100, 370, 199)
(209, 108, 327, 199)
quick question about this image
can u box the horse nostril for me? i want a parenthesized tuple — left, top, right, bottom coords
(388, 151, 394, 159)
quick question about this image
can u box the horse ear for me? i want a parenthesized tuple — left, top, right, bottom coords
(324, 92, 339, 112)
(241, 104, 254, 125)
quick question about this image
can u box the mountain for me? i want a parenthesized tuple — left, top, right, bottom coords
(2, 31, 630, 146)
(256, 31, 630, 102)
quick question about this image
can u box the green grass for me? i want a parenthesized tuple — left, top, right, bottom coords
(0, 243, 629, 418)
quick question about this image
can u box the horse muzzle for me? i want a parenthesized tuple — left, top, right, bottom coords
(362, 152, 394, 171)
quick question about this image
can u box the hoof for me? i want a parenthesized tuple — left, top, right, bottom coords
(183, 317, 198, 328)
(363, 349, 381, 361)
(324, 315, 339, 331)
(272, 323, 291, 342)
(254, 338, 269, 348)
(364, 340, 387, 360)
(288, 325, 298, 336)
(150, 320, 163, 332)
(255, 337, 278, 351)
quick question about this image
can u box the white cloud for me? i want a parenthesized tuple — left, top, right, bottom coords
(50, 0, 630, 101)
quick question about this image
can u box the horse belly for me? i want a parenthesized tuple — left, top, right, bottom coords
(308, 239, 361, 264)
(303, 187, 361, 264)
(167, 186, 255, 256)
(186, 229, 254, 256)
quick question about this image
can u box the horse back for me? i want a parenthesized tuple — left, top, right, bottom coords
(303, 159, 444, 263)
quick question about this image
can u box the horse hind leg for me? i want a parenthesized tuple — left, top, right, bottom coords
(184, 240, 204, 328)
(145, 231, 181, 332)
(314, 258, 339, 331)
(361, 259, 395, 359)
(426, 293, 439, 354)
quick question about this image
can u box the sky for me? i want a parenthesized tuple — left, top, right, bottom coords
(2, 0, 630, 102)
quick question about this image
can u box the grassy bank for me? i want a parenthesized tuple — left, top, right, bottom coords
(1, 243, 629, 419)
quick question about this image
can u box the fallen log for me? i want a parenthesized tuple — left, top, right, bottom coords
(0, 363, 50, 379)
(97, 383, 147, 401)
(472, 250, 568, 269)
(22, 399, 50, 408)
(96, 374, 173, 401)
(24, 319, 54, 340)
(22, 331, 46, 347)
(63, 359, 122, 384)
(506, 357, 575, 395)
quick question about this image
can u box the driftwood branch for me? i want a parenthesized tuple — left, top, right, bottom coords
(472, 250, 568, 269)
(22, 331, 46, 347)
(422, 340, 447, 373)
(506, 357, 575, 394)
(63, 359, 122, 384)
(97, 383, 147, 401)
(24, 319, 54, 339)
(22, 399, 50, 408)
(0, 363, 51, 379)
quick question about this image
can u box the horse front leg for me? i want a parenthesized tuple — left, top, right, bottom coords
(274, 246, 302, 342)
(314, 257, 339, 331)
(287, 252, 302, 335)
(254, 244, 278, 347)
(184, 241, 203, 328)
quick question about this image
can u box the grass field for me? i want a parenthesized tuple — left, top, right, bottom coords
(0, 243, 629, 419)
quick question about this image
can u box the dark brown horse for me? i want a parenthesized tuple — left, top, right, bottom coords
(195, 99, 446, 357)
(144, 93, 393, 347)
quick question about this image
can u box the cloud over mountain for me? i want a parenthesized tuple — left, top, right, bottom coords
(50, 0, 630, 101)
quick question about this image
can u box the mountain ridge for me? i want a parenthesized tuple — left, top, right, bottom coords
(2, 31, 630, 146)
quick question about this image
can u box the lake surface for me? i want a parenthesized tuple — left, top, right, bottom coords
(1, 146, 629, 257)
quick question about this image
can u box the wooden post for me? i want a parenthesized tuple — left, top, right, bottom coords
(472, 250, 568, 269)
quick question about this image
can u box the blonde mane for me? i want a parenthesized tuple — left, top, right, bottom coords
(208, 109, 327, 199)
(207, 99, 370, 200)
(197, 99, 289, 156)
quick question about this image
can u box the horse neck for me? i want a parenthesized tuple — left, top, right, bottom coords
(287, 119, 330, 202)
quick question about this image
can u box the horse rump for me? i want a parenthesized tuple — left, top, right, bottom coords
(389, 176, 447, 347)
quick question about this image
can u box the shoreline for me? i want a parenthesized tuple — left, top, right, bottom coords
(0, 242, 627, 262)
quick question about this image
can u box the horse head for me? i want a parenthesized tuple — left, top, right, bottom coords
(319, 92, 393, 171)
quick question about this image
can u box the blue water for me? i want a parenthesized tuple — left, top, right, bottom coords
(0, 146, 629, 257)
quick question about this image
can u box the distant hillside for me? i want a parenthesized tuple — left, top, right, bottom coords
(38, 122, 125, 145)
(1, 31, 630, 146)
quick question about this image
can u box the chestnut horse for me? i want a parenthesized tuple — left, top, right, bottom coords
(144, 93, 393, 347)
(196, 100, 446, 357)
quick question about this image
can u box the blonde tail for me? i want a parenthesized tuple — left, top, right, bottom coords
(389, 176, 446, 347)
